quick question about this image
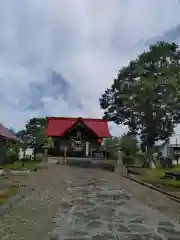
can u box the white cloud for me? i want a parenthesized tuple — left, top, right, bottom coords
(0, 0, 180, 135)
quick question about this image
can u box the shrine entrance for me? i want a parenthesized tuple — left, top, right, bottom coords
(47, 117, 110, 158)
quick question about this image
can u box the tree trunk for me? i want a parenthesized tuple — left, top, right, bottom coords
(146, 145, 156, 168)
(33, 147, 36, 161)
(22, 148, 26, 167)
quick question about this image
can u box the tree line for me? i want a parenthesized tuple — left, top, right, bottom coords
(10, 118, 48, 158)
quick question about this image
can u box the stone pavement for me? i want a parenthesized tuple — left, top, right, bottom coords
(0, 165, 180, 239)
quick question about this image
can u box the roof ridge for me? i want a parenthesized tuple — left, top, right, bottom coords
(47, 117, 110, 137)
(47, 117, 107, 122)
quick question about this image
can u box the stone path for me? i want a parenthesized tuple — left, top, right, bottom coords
(0, 165, 180, 239)
(50, 170, 180, 240)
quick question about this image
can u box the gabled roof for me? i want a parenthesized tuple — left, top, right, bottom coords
(0, 123, 19, 141)
(47, 117, 110, 138)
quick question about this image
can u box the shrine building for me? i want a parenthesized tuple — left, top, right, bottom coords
(46, 117, 110, 157)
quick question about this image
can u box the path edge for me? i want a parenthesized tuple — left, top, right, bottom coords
(0, 186, 34, 216)
(122, 174, 180, 203)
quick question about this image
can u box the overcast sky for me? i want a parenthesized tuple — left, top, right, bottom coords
(0, 0, 180, 135)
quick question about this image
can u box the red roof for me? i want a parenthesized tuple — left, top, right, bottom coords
(47, 117, 110, 138)
(0, 123, 19, 141)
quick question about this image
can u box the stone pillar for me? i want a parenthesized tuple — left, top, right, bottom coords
(115, 150, 127, 175)
(43, 148, 48, 162)
(64, 147, 67, 157)
(85, 142, 89, 157)
(90, 148, 93, 157)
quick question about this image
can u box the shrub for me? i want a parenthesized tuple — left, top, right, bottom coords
(135, 152, 145, 165)
(120, 134, 139, 156)
(7, 142, 20, 163)
(122, 155, 137, 166)
(109, 150, 118, 160)
(9, 154, 19, 164)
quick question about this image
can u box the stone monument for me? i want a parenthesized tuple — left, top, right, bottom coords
(115, 150, 127, 175)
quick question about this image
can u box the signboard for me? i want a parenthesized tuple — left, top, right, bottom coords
(72, 139, 84, 152)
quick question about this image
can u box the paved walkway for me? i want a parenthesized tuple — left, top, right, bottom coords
(0, 165, 180, 239)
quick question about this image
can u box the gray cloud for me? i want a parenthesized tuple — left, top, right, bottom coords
(0, 0, 180, 135)
(144, 24, 180, 46)
(26, 71, 83, 111)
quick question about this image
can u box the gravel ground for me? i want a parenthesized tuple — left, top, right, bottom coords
(0, 165, 180, 239)
(0, 165, 69, 240)
(102, 171, 180, 223)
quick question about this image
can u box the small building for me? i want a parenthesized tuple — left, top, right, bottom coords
(19, 148, 34, 160)
(0, 122, 19, 164)
(47, 117, 110, 157)
(158, 134, 180, 161)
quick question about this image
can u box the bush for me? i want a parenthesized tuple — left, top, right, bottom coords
(135, 152, 145, 165)
(9, 154, 19, 164)
(122, 155, 137, 166)
(109, 150, 118, 160)
(7, 142, 20, 163)
(120, 134, 139, 156)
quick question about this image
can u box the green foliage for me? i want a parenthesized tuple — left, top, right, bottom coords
(103, 137, 120, 150)
(120, 134, 138, 156)
(0, 161, 38, 170)
(7, 142, 19, 163)
(16, 118, 47, 151)
(102, 137, 120, 160)
(100, 41, 180, 152)
(46, 137, 54, 148)
(25, 118, 47, 148)
(16, 130, 29, 149)
(135, 152, 145, 163)
(122, 155, 137, 165)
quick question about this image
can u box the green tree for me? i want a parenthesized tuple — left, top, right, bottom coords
(100, 42, 180, 165)
(16, 129, 29, 163)
(7, 141, 20, 163)
(25, 117, 47, 149)
(102, 137, 120, 159)
(120, 134, 139, 165)
(46, 137, 54, 148)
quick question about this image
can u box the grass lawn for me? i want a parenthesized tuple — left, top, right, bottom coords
(0, 161, 40, 171)
(0, 185, 19, 205)
(138, 167, 180, 190)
